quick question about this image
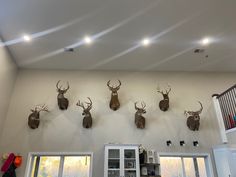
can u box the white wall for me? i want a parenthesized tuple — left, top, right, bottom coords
(0, 70, 235, 177)
(0, 42, 18, 137)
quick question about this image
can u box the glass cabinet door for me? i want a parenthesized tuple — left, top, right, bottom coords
(124, 149, 137, 177)
(108, 149, 120, 177)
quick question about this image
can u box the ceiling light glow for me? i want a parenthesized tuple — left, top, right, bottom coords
(142, 38, 151, 46)
(84, 36, 93, 44)
(23, 35, 31, 42)
(201, 37, 211, 46)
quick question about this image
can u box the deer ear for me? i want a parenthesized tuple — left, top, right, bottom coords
(30, 109, 34, 112)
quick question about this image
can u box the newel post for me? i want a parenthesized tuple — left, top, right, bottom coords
(212, 94, 228, 143)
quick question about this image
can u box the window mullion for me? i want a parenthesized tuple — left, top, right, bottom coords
(193, 158, 200, 177)
(28, 155, 36, 177)
(34, 156, 40, 177)
(58, 156, 65, 177)
(181, 157, 187, 177)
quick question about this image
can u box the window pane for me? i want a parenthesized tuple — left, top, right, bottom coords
(125, 170, 136, 177)
(108, 149, 120, 159)
(37, 156, 60, 177)
(124, 150, 135, 159)
(183, 158, 195, 177)
(108, 159, 120, 169)
(108, 170, 120, 177)
(197, 158, 207, 177)
(62, 156, 90, 177)
(108, 149, 120, 170)
(160, 157, 183, 177)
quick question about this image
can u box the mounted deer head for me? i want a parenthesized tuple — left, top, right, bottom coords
(56, 80, 70, 110)
(76, 97, 93, 129)
(184, 101, 203, 131)
(157, 85, 171, 112)
(28, 104, 49, 129)
(134, 102, 146, 129)
(107, 80, 121, 111)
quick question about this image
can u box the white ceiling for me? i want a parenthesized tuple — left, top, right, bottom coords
(1, 0, 236, 71)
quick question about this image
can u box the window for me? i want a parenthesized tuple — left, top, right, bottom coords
(25, 153, 92, 177)
(160, 154, 212, 177)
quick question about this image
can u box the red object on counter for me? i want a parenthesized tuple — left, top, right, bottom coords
(1, 153, 15, 172)
(14, 155, 22, 168)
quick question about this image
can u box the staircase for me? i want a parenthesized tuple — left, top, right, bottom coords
(212, 84, 236, 143)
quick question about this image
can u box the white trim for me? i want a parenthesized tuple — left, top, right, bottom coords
(24, 153, 34, 177)
(90, 153, 94, 177)
(24, 152, 93, 177)
(158, 152, 214, 177)
(181, 157, 186, 177)
(213, 144, 236, 150)
(205, 154, 214, 177)
(158, 152, 210, 157)
(226, 127, 236, 134)
(104, 143, 140, 147)
(58, 156, 64, 177)
(27, 151, 93, 156)
(212, 96, 228, 143)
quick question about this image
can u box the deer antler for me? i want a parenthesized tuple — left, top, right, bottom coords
(56, 80, 70, 91)
(157, 84, 171, 95)
(184, 109, 195, 116)
(56, 80, 62, 90)
(166, 85, 171, 94)
(196, 101, 203, 114)
(85, 97, 92, 110)
(32, 105, 39, 112)
(34, 104, 49, 112)
(76, 100, 85, 110)
(65, 81, 70, 91)
(107, 80, 112, 89)
(141, 101, 146, 109)
(41, 104, 49, 112)
(117, 80, 121, 89)
(134, 102, 139, 110)
(135, 102, 146, 110)
(107, 80, 121, 90)
(184, 101, 203, 116)
(157, 85, 164, 94)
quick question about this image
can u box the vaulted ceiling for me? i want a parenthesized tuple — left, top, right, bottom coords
(1, 0, 236, 71)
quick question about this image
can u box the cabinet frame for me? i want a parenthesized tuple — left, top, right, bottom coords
(104, 144, 140, 177)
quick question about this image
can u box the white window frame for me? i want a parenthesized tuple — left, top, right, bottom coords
(159, 152, 214, 177)
(24, 152, 93, 177)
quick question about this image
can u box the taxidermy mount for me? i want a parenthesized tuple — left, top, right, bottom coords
(56, 80, 70, 110)
(184, 101, 203, 131)
(76, 97, 93, 129)
(28, 104, 49, 129)
(157, 84, 171, 112)
(107, 80, 121, 111)
(134, 102, 146, 129)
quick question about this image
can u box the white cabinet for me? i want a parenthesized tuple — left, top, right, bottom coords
(104, 144, 140, 177)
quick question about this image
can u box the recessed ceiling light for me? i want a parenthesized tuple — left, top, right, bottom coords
(201, 37, 211, 46)
(142, 38, 151, 46)
(84, 36, 93, 44)
(23, 35, 31, 42)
